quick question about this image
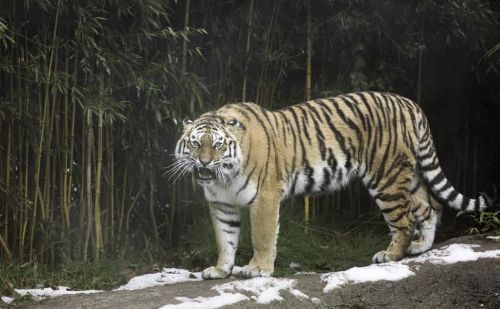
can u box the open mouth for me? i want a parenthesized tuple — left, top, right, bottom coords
(196, 167, 216, 181)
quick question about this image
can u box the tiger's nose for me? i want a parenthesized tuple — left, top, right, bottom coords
(200, 158, 211, 167)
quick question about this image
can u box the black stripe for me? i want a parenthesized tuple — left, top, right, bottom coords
(215, 206, 238, 215)
(320, 167, 331, 192)
(388, 211, 406, 223)
(305, 101, 325, 123)
(315, 99, 334, 115)
(304, 164, 315, 194)
(461, 197, 472, 210)
(218, 218, 241, 228)
(285, 112, 298, 173)
(277, 111, 289, 146)
(332, 98, 364, 147)
(257, 104, 278, 134)
(304, 104, 327, 160)
(318, 105, 349, 157)
(376, 192, 405, 202)
(232, 106, 252, 120)
(447, 189, 459, 203)
(381, 204, 403, 213)
(428, 171, 445, 187)
(243, 104, 272, 184)
(345, 94, 368, 131)
(290, 172, 299, 195)
(237, 165, 256, 195)
(247, 168, 264, 205)
(436, 181, 452, 194)
(296, 106, 312, 144)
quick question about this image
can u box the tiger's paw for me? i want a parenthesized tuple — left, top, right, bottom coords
(201, 266, 232, 280)
(406, 240, 432, 255)
(371, 250, 403, 263)
(239, 264, 273, 278)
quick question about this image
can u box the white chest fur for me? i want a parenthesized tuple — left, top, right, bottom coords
(201, 173, 257, 207)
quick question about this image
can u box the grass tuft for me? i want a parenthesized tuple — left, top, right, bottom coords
(468, 210, 500, 235)
(0, 253, 159, 295)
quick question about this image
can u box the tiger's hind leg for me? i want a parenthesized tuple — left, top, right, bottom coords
(407, 180, 442, 255)
(366, 159, 417, 263)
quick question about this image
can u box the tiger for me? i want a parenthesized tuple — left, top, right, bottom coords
(172, 91, 497, 280)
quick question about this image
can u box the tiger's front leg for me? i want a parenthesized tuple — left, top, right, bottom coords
(202, 202, 241, 280)
(241, 193, 280, 278)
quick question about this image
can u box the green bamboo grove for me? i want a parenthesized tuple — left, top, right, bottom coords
(1, 0, 499, 264)
(0, 0, 209, 263)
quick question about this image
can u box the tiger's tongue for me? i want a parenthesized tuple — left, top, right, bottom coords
(197, 167, 214, 179)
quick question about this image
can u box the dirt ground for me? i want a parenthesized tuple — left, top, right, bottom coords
(12, 235, 500, 309)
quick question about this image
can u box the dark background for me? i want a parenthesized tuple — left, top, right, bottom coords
(0, 0, 499, 265)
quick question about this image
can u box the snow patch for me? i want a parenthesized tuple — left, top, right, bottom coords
(407, 244, 500, 265)
(8, 267, 201, 303)
(115, 268, 201, 291)
(321, 243, 500, 293)
(321, 263, 414, 292)
(486, 235, 500, 241)
(1, 296, 14, 304)
(14, 286, 102, 301)
(215, 277, 296, 304)
(159, 293, 249, 309)
(311, 297, 322, 304)
(160, 277, 313, 308)
(290, 288, 310, 299)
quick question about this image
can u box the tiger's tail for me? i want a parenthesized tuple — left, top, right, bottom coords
(416, 111, 498, 212)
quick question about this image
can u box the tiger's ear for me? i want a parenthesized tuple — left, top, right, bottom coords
(181, 117, 194, 134)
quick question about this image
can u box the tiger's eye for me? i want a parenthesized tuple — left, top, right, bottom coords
(190, 140, 200, 148)
(214, 142, 223, 149)
(227, 119, 238, 126)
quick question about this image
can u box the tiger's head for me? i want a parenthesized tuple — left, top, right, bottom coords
(172, 111, 244, 186)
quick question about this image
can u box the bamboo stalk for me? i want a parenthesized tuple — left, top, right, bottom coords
(417, 31, 423, 105)
(66, 51, 79, 258)
(83, 111, 93, 262)
(181, 0, 191, 73)
(108, 128, 115, 246)
(0, 234, 13, 263)
(30, 0, 61, 261)
(43, 41, 60, 233)
(149, 178, 160, 248)
(125, 186, 144, 237)
(472, 136, 478, 193)
(3, 0, 16, 256)
(20, 57, 31, 260)
(3, 122, 12, 243)
(118, 163, 129, 244)
(62, 46, 70, 236)
(94, 78, 105, 258)
(79, 105, 86, 258)
(242, 0, 254, 102)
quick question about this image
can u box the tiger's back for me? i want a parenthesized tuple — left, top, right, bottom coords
(174, 91, 496, 279)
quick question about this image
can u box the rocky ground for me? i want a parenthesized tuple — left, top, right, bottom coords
(11, 235, 500, 309)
